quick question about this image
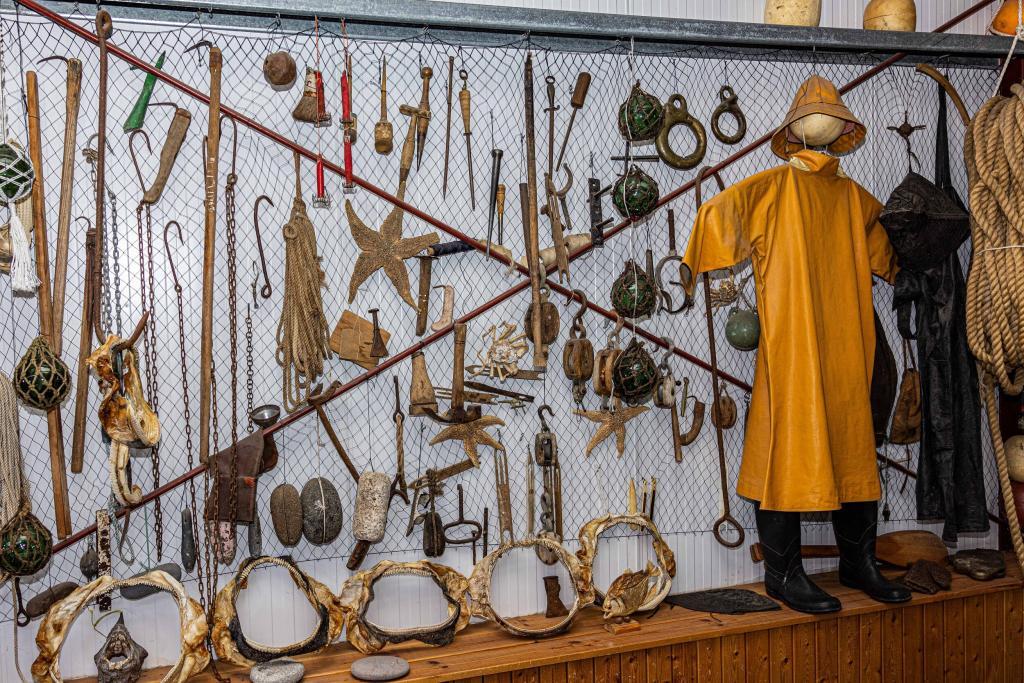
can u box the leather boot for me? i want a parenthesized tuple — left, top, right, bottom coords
(832, 501, 912, 603)
(755, 503, 841, 614)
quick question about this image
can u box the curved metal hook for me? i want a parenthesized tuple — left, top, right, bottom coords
(38, 55, 71, 67)
(218, 114, 238, 176)
(74, 215, 91, 232)
(655, 253, 691, 315)
(660, 336, 676, 368)
(252, 195, 274, 299)
(552, 164, 573, 196)
(537, 404, 554, 432)
(127, 129, 152, 197)
(163, 220, 184, 293)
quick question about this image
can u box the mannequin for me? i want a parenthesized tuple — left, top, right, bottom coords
(684, 75, 910, 614)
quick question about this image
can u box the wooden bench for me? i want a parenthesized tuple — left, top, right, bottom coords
(80, 556, 1023, 682)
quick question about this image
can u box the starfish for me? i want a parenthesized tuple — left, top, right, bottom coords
(429, 414, 506, 467)
(345, 180, 439, 310)
(575, 399, 649, 457)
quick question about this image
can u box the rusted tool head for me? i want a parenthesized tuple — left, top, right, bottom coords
(38, 55, 71, 67)
(185, 40, 215, 54)
(399, 104, 431, 121)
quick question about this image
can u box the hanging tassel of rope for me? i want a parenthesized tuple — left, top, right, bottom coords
(276, 151, 330, 413)
(965, 54, 1024, 569)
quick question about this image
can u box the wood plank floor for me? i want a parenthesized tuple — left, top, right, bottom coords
(73, 556, 1023, 682)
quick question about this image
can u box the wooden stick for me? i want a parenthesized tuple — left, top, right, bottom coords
(198, 44, 223, 465)
(523, 53, 546, 369)
(70, 227, 97, 474)
(27, 70, 71, 539)
(49, 58, 81, 357)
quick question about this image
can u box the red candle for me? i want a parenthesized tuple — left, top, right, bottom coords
(315, 156, 326, 197)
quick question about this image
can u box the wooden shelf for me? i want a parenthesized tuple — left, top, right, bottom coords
(73, 555, 1023, 682)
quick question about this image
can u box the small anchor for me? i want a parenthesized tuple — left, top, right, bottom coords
(887, 111, 926, 172)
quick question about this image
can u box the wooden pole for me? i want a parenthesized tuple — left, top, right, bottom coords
(26, 70, 72, 539)
(198, 44, 222, 464)
(523, 53, 545, 369)
(48, 57, 81, 356)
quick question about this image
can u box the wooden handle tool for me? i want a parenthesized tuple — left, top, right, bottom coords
(71, 225, 97, 474)
(27, 70, 71, 539)
(523, 54, 546, 369)
(415, 255, 433, 336)
(415, 66, 432, 170)
(40, 56, 81, 356)
(555, 71, 591, 170)
(191, 40, 222, 465)
(442, 56, 454, 197)
(142, 106, 191, 205)
(458, 69, 475, 210)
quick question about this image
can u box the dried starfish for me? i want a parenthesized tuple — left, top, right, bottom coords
(575, 398, 649, 457)
(429, 414, 506, 466)
(345, 179, 439, 310)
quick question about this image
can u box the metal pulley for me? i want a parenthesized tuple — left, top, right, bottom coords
(534, 404, 558, 466)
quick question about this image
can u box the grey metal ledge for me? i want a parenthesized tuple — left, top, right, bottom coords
(6, 0, 1016, 67)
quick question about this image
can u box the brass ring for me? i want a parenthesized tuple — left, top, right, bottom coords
(655, 94, 707, 171)
(711, 86, 747, 146)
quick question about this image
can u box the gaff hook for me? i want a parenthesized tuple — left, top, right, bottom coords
(163, 220, 184, 293)
(252, 195, 274, 299)
(127, 129, 152, 197)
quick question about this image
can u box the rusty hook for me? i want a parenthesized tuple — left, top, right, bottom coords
(38, 55, 71, 67)
(185, 40, 214, 55)
(252, 195, 274, 299)
(537, 404, 554, 432)
(127, 129, 152, 197)
(218, 114, 238, 177)
(163, 220, 184, 294)
(570, 288, 588, 335)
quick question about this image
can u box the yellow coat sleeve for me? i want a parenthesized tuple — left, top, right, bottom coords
(681, 188, 751, 294)
(866, 218, 899, 284)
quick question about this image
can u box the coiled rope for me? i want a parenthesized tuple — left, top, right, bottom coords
(965, 81, 1024, 570)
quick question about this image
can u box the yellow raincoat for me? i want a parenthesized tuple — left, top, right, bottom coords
(684, 150, 898, 511)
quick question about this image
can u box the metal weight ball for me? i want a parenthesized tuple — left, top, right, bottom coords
(725, 307, 760, 351)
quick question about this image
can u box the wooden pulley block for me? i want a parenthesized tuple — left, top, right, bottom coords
(655, 94, 707, 171)
(523, 286, 560, 346)
(562, 290, 594, 382)
(654, 374, 678, 409)
(593, 317, 624, 398)
(710, 390, 738, 430)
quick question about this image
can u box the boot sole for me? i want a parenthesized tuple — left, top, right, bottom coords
(838, 577, 912, 604)
(766, 587, 842, 614)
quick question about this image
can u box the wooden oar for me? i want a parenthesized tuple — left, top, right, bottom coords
(39, 55, 81, 357)
(27, 70, 72, 539)
(750, 530, 948, 569)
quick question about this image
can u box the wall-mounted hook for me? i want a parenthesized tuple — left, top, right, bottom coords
(252, 195, 274, 299)
(163, 220, 184, 294)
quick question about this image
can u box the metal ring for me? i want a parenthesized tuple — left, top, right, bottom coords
(711, 86, 747, 146)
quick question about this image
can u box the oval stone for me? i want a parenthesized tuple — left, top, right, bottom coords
(301, 477, 343, 545)
(270, 483, 303, 547)
(248, 516, 263, 558)
(351, 655, 411, 681)
(120, 563, 182, 600)
(249, 657, 305, 683)
(181, 508, 196, 573)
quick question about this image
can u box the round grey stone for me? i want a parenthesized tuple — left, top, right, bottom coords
(249, 657, 305, 683)
(271, 483, 303, 547)
(248, 515, 263, 558)
(350, 655, 411, 681)
(301, 477, 343, 545)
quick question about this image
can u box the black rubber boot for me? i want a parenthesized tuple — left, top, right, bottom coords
(832, 501, 912, 604)
(755, 503, 842, 614)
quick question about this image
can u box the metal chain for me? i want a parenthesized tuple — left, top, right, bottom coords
(245, 303, 254, 432)
(104, 188, 123, 336)
(224, 137, 241, 542)
(134, 203, 163, 559)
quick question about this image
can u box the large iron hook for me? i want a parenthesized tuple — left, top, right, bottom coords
(127, 129, 152, 197)
(163, 220, 184, 293)
(38, 55, 71, 67)
(252, 195, 274, 299)
(537, 404, 554, 432)
(218, 114, 238, 178)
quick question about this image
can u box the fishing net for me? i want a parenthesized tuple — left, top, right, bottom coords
(0, 6, 1003, 633)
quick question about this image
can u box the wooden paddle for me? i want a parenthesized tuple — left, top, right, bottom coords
(750, 530, 948, 568)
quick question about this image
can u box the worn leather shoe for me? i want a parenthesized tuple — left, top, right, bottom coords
(755, 503, 842, 614)
(833, 501, 912, 604)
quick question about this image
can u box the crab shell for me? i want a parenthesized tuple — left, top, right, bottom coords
(602, 562, 661, 620)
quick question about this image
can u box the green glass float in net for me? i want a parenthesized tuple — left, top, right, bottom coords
(613, 338, 661, 406)
(612, 166, 660, 221)
(617, 82, 664, 143)
(0, 511, 53, 577)
(13, 337, 71, 411)
(610, 259, 658, 320)
(0, 141, 35, 203)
